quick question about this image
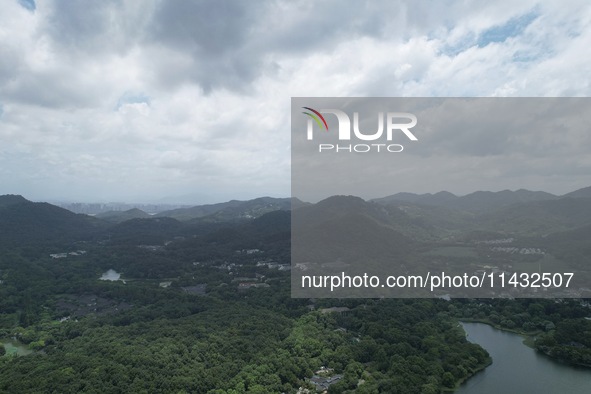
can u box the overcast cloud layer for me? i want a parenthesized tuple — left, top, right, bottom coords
(292, 98, 591, 202)
(1, 0, 590, 203)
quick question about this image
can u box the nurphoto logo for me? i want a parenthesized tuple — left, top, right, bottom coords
(302, 106, 418, 153)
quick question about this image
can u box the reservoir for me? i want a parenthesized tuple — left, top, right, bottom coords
(457, 322, 591, 394)
(99, 269, 125, 283)
(1, 338, 33, 356)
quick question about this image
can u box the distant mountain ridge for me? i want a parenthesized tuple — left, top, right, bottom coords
(0, 194, 297, 251)
(0, 195, 104, 247)
(156, 197, 302, 221)
(562, 186, 591, 199)
(2, 185, 590, 249)
(96, 208, 152, 223)
(371, 187, 591, 212)
(46, 185, 591, 220)
(0, 195, 302, 248)
(476, 196, 591, 235)
(373, 191, 458, 206)
(0, 194, 29, 207)
(368, 186, 591, 235)
(293, 195, 415, 264)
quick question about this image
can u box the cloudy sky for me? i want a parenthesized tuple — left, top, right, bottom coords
(292, 97, 591, 202)
(0, 0, 590, 203)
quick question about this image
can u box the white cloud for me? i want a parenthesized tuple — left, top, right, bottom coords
(0, 0, 590, 202)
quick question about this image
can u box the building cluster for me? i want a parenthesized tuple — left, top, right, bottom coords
(256, 260, 291, 271)
(475, 238, 515, 244)
(49, 250, 87, 259)
(236, 248, 262, 254)
(490, 247, 545, 255)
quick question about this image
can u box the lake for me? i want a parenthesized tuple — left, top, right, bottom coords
(457, 322, 591, 394)
(1, 338, 33, 356)
(99, 269, 125, 283)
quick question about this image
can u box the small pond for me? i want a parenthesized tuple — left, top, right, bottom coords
(1, 338, 33, 356)
(99, 269, 125, 283)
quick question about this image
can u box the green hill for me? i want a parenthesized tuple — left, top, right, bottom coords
(0, 195, 104, 247)
(292, 195, 414, 265)
(96, 208, 151, 223)
(476, 197, 591, 235)
(157, 197, 297, 221)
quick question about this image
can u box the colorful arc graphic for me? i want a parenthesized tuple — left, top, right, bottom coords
(302, 107, 328, 131)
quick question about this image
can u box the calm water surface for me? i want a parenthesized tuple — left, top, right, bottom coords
(457, 322, 591, 394)
(1, 338, 32, 356)
(99, 269, 124, 282)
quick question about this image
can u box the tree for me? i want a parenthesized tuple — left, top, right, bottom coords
(442, 372, 455, 388)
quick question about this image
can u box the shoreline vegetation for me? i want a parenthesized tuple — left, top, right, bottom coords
(459, 317, 541, 340)
(458, 318, 591, 369)
(445, 352, 492, 392)
(440, 320, 494, 392)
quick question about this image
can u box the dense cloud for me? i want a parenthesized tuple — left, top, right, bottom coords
(0, 0, 590, 202)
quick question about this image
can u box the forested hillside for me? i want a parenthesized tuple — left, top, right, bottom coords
(1, 195, 590, 392)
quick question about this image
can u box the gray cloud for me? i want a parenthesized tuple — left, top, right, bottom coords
(291, 97, 591, 202)
(0, 0, 590, 203)
(145, 0, 260, 92)
(44, 0, 152, 55)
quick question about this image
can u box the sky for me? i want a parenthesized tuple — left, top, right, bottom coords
(292, 98, 591, 202)
(0, 0, 590, 204)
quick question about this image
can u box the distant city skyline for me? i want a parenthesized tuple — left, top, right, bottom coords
(1, 1, 590, 204)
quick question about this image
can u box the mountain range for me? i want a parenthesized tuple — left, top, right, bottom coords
(154, 196, 300, 221)
(371, 186, 591, 213)
(2, 185, 591, 250)
(288, 187, 591, 297)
